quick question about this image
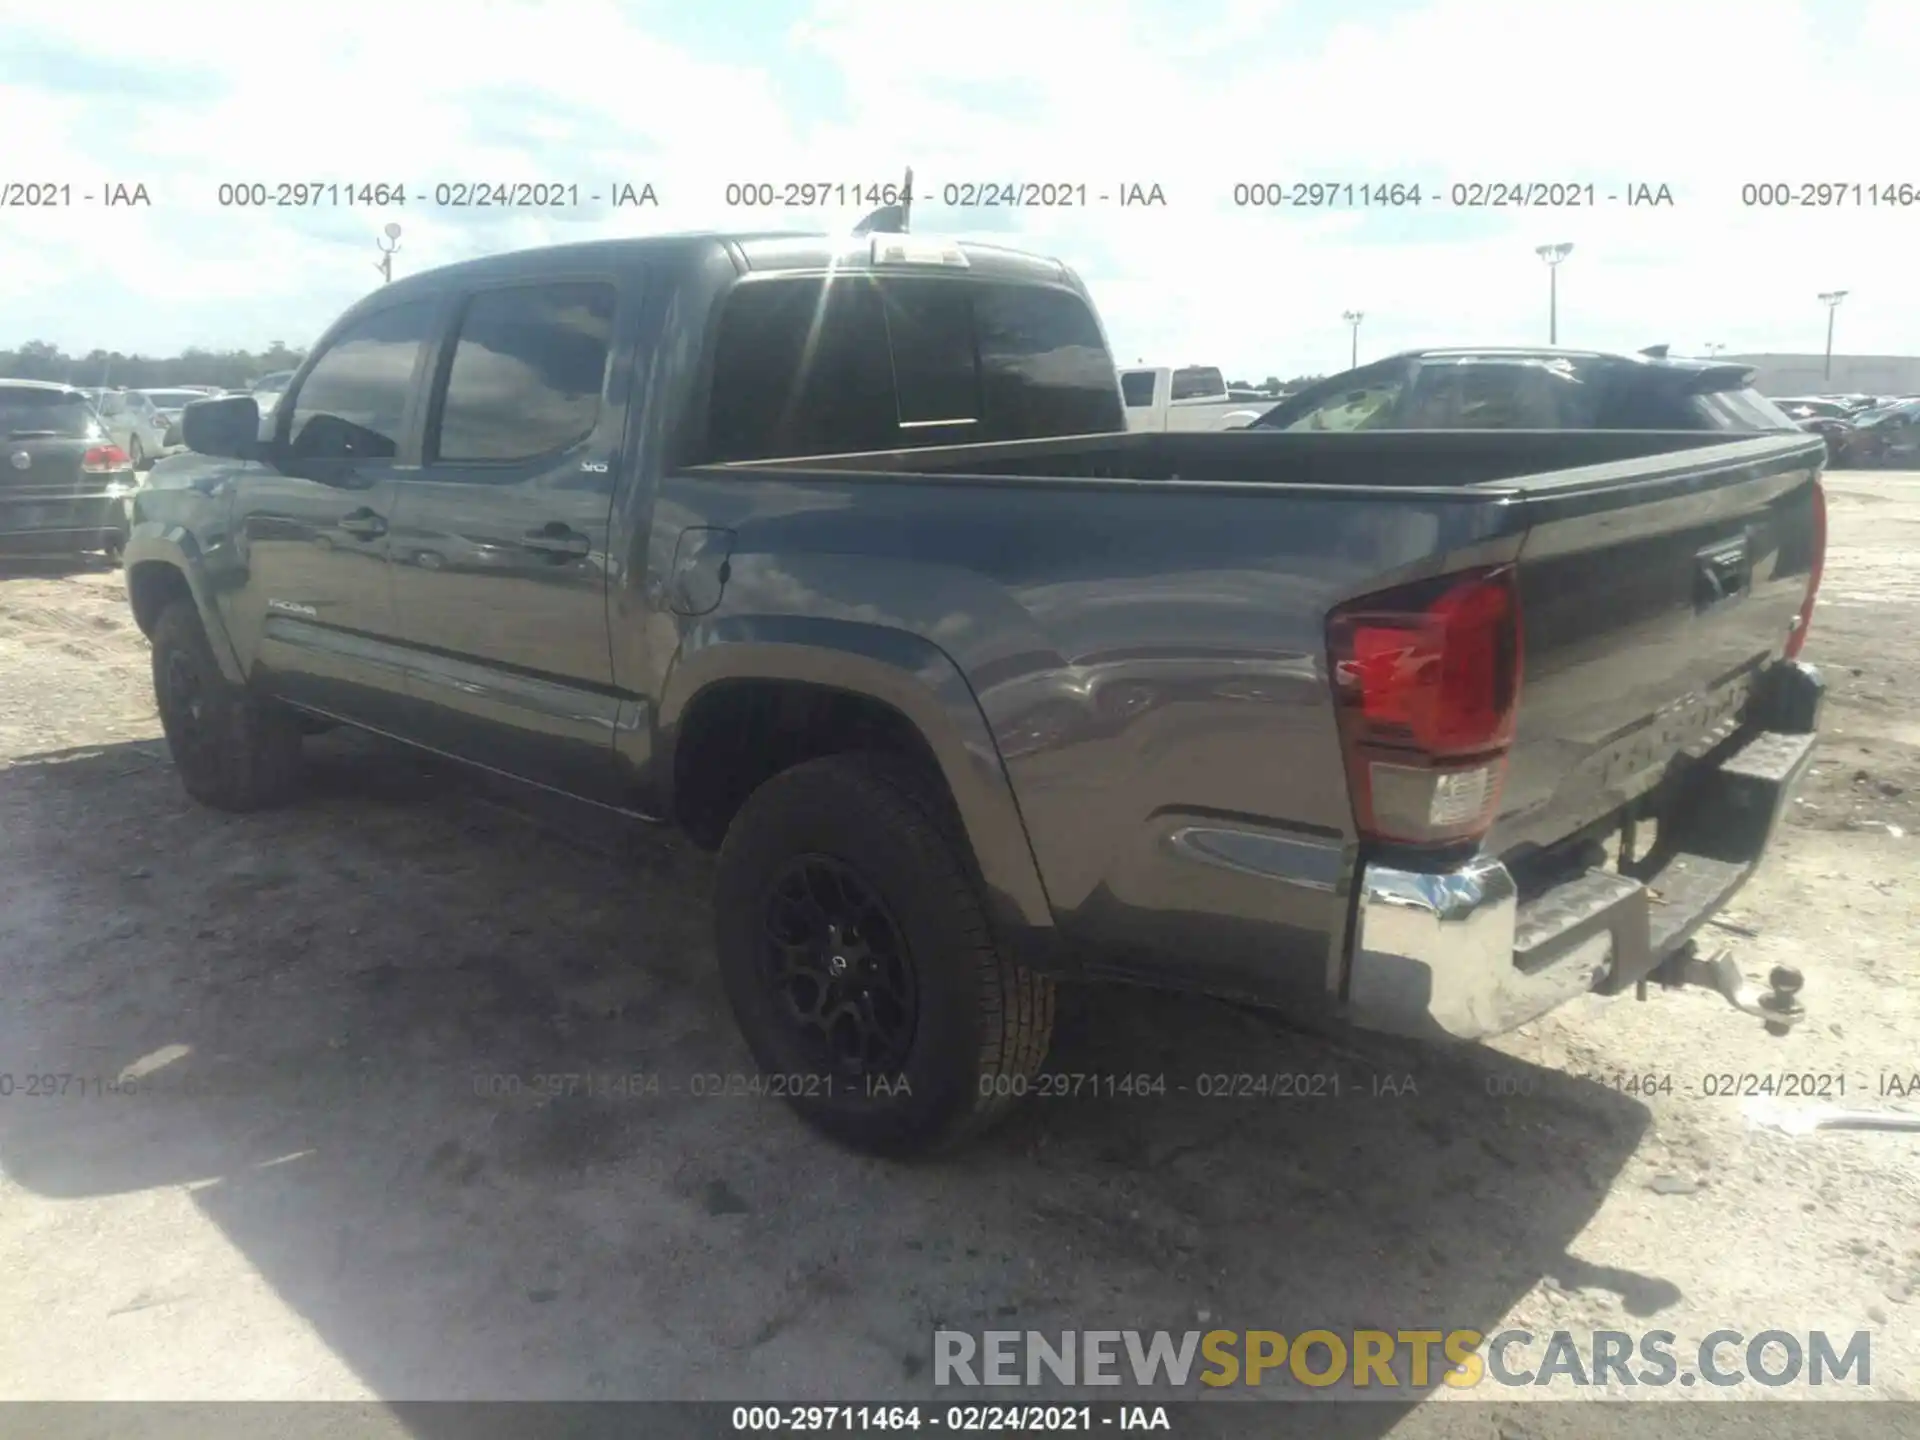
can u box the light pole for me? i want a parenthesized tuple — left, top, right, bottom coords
(1703, 342, 1725, 357)
(1535, 242, 1573, 343)
(375, 222, 402, 284)
(1817, 290, 1847, 381)
(1342, 310, 1363, 369)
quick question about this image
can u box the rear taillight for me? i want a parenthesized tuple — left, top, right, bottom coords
(1327, 566, 1523, 847)
(82, 444, 131, 473)
(1783, 478, 1826, 661)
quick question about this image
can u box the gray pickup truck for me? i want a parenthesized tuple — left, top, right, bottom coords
(125, 230, 1828, 1154)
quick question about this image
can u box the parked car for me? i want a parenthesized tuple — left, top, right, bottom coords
(1, 379, 137, 556)
(1773, 400, 1855, 466)
(1838, 398, 1920, 468)
(247, 370, 295, 415)
(80, 386, 171, 469)
(126, 232, 1828, 1155)
(1119, 365, 1268, 431)
(1242, 348, 1803, 435)
(1772, 397, 1851, 421)
(135, 389, 209, 458)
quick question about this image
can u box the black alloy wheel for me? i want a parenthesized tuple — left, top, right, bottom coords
(762, 854, 919, 1081)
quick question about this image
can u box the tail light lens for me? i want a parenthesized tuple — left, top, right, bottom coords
(1783, 478, 1826, 661)
(82, 444, 131, 473)
(1327, 566, 1523, 846)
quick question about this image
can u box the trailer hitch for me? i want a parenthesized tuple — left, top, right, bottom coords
(1641, 943, 1806, 1035)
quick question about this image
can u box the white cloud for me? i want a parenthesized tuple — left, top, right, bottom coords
(2, 0, 1914, 376)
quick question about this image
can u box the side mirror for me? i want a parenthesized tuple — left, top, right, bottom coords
(181, 395, 262, 460)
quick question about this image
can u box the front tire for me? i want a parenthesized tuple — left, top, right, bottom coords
(151, 597, 304, 811)
(713, 754, 1055, 1156)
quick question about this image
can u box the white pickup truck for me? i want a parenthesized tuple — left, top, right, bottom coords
(1118, 365, 1274, 432)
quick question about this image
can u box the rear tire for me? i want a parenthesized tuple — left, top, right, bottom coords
(713, 753, 1055, 1157)
(151, 597, 304, 811)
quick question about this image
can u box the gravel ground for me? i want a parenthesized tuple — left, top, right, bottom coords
(0, 472, 1916, 1431)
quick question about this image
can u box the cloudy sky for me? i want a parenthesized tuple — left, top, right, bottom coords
(1, 0, 1913, 378)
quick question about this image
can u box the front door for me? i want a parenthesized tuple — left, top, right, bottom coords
(384, 277, 627, 796)
(222, 298, 442, 727)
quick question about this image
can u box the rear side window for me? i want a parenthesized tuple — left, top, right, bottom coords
(1600, 379, 1798, 431)
(432, 282, 616, 463)
(1689, 388, 1797, 430)
(0, 386, 100, 439)
(705, 276, 1120, 462)
(1170, 366, 1225, 401)
(288, 301, 438, 459)
(1120, 371, 1156, 407)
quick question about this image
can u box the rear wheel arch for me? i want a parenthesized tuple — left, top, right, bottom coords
(659, 622, 1055, 936)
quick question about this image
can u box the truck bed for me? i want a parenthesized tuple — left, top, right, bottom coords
(675, 426, 1825, 1010)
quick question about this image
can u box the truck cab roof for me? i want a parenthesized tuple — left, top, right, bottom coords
(370, 230, 1075, 304)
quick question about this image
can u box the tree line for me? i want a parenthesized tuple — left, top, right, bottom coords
(1233, 375, 1326, 394)
(1, 340, 307, 390)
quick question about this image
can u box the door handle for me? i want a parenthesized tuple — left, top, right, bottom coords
(338, 508, 388, 540)
(521, 525, 591, 558)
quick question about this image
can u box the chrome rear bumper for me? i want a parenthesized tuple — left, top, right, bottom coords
(1342, 706, 1820, 1043)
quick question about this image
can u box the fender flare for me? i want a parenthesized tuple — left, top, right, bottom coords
(122, 526, 246, 686)
(659, 614, 1056, 934)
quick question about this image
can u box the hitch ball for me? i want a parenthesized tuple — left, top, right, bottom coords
(1761, 966, 1806, 1036)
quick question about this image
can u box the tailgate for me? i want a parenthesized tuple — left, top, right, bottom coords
(1488, 432, 1825, 860)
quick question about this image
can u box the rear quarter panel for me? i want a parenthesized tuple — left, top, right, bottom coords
(651, 467, 1521, 999)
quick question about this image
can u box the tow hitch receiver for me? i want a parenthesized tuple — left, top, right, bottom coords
(1642, 943, 1806, 1035)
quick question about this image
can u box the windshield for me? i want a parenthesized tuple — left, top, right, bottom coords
(254, 372, 293, 394)
(141, 391, 204, 408)
(0, 385, 102, 439)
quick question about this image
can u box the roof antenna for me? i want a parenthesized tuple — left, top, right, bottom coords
(854, 166, 913, 235)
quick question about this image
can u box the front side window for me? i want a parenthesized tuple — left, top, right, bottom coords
(431, 282, 616, 463)
(1263, 368, 1407, 431)
(287, 301, 437, 459)
(1403, 359, 1603, 429)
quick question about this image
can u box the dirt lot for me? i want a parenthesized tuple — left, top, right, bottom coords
(1, 473, 1916, 1430)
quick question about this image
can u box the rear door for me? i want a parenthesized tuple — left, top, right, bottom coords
(384, 274, 627, 796)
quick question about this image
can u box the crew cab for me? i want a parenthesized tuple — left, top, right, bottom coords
(127, 231, 1829, 1155)
(1119, 365, 1269, 431)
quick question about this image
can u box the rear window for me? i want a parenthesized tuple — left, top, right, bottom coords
(1120, 371, 1156, 407)
(1170, 366, 1225, 401)
(706, 275, 1120, 461)
(0, 386, 100, 439)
